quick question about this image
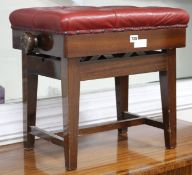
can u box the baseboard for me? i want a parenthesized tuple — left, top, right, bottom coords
(0, 79, 192, 146)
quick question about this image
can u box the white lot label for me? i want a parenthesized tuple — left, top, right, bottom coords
(130, 35, 147, 48)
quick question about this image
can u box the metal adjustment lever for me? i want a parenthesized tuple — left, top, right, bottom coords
(20, 32, 38, 54)
(20, 32, 53, 54)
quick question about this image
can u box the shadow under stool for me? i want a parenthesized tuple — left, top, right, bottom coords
(9, 6, 189, 170)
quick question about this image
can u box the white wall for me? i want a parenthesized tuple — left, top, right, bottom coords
(0, 0, 73, 101)
(0, 0, 191, 102)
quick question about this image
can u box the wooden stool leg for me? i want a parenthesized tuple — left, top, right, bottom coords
(61, 58, 80, 170)
(22, 53, 38, 149)
(115, 76, 129, 135)
(159, 49, 176, 149)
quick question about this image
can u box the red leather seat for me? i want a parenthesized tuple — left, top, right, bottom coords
(10, 6, 189, 35)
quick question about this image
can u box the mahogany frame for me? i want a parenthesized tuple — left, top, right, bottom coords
(12, 28, 186, 171)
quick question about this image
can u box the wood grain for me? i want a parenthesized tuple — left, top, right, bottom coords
(30, 126, 64, 147)
(12, 28, 186, 58)
(61, 58, 81, 170)
(0, 120, 192, 175)
(12, 27, 186, 171)
(27, 54, 61, 80)
(79, 52, 167, 80)
(64, 28, 186, 57)
(115, 76, 129, 134)
(160, 49, 177, 149)
(22, 52, 38, 149)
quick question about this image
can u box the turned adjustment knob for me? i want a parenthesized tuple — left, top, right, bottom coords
(20, 32, 53, 53)
(20, 32, 38, 53)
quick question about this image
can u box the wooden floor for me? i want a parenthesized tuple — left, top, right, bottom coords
(0, 119, 192, 175)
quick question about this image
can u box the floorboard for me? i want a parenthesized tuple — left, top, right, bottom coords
(0, 119, 192, 174)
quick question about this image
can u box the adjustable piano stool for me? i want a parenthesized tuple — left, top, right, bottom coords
(10, 6, 189, 170)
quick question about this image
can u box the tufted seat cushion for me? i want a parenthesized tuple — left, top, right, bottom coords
(10, 6, 189, 35)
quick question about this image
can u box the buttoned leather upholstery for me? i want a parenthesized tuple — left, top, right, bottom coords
(10, 6, 189, 35)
